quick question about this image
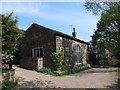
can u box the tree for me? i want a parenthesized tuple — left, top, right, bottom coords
(1, 12, 24, 69)
(91, 6, 120, 60)
(84, 2, 120, 15)
(85, 2, 120, 60)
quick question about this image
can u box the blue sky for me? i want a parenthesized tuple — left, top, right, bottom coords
(1, 2, 100, 42)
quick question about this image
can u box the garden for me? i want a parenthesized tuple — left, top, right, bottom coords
(37, 50, 91, 76)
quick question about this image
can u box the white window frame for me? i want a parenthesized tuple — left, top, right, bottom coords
(60, 47, 64, 57)
(75, 45, 82, 65)
(32, 47, 43, 58)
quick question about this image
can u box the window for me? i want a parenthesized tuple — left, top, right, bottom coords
(59, 47, 64, 57)
(32, 47, 43, 58)
(75, 45, 80, 52)
(75, 45, 81, 64)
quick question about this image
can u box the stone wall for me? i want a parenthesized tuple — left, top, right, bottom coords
(20, 57, 43, 70)
(20, 57, 37, 70)
(2, 69, 15, 83)
(20, 23, 89, 70)
(56, 35, 88, 65)
(20, 23, 56, 70)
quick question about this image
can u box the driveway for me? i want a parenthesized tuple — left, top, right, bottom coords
(14, 66, 118, 89)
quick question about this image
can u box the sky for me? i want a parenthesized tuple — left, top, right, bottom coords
(1, 2, 100, 42)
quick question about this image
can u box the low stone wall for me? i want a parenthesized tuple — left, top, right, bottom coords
(2, 69, 15, 83)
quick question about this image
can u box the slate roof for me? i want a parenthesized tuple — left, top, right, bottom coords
(28, 23, 89, 45)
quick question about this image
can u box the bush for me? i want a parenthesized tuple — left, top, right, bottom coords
(37, 64, 92, 76)
(54, 70, 70, 76)
(2, 81, 18, 90)
(54, 64, 92, 76)
(38, 67, 53, 75)
(71, 64, 92, 74)
(50, 50, 64, 71)
(118, 68, 120, 76)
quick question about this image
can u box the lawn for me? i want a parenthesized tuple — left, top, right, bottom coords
(118, 68, 120, 76)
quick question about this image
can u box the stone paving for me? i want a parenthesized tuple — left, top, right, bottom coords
(14, 66, 118, 89)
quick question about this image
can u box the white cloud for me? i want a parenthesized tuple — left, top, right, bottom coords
(1, 3, 41, 14)
(1, 2, 99, 27)
(1, 2, 100, 41)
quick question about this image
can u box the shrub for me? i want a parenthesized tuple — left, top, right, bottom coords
(54, 70, 70, 76)
(50, 50, 64, 71)
(2, 81, 18, 90)
(38, 64, 92, 76)
(71, 64, 92, 74)
(38, 67, 53, 75)
(118, 68, 120, 76)
(53, 64, 92, 76)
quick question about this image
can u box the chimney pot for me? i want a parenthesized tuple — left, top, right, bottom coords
(72, 27, 76, 38)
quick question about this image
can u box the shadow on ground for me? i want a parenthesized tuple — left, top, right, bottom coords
(13, 76, 57, 89)
(105, 77, 120, 90)
(83, 69, 117, 74)
(73, 67, 117, 75)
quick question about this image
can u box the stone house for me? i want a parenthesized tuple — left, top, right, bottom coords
(20, 23, 89, 70)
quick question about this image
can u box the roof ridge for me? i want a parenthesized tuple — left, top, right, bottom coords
(31, 22, 89, 45)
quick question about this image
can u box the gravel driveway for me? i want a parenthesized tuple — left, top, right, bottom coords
(14, 66, 118, 89)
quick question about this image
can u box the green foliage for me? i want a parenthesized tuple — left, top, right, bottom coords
(37, 67, 53, 75)
(85, 2, 120, 63)
(1, 12, 24, 62)
(54, 70, 70, 76)
(91, 5, 120, 60)
(54, 64, 92, 76)
(50, 50, 64, 71)
(71, 64, 92, 74)
(118, 68, 120, 76)
(50, 50, 91, 76)
(50, 50, 81, 71)
(63, 51, 73, 70)
(2, 81, 18, 90)
(2, 52, 14, 62)
(37, 64, 91, 76)
(84, 2, 120, 15)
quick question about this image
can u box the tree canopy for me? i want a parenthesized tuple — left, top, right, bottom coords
(1, 12, 24, 62)
(84, 2, 120, 15)
(85, 2, 120, 60)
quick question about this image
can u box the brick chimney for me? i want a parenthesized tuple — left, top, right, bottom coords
(72, 27, 76, 38)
